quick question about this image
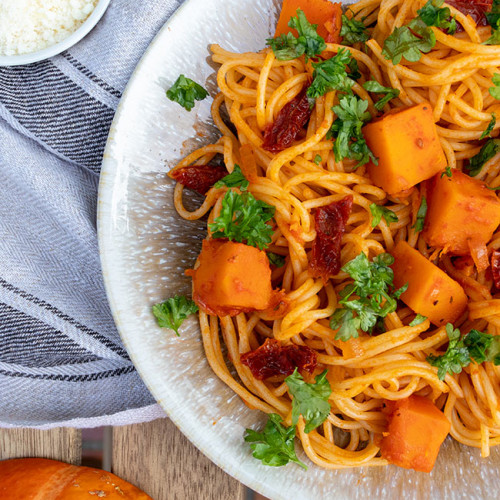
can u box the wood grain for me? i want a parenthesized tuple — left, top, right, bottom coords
(0, 428, 81, 465)
(112, 418, 246, 500)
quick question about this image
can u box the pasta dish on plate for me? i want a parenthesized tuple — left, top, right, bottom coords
(154, 0, 500, 473)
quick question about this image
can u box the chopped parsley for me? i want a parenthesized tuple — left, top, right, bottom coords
(427, 324, 500, 380)
(166, 75, 208, 111)
(268, 252, 286, 268)
(468, 139, 500, 177)
(362, 80, 400, 111)
(313, 154, 322, 165)
(480, 113, 497, 139)
(328, 94, 377, 167)
(152, 296, 199, 336)
(489, 73, 500, 99)
(244, 413, 307, 469)
(267, 9, 326, 61)
(417, 0, 456, 34)
(209, 190, 275, 250)
(307, 48, 358, 99)
(213, 165, 249, 191)
(340, 13, 369, 46)
(409, 314, 428, 327)
(441, 166, 452, 178)
(330, 252, 407, 341)
(412, 196, 427, 232)
(286, 369, 332, 433)
(485, 0, 500, 45)
(382, 21, 435, 65)
(369, 203, 398, 227)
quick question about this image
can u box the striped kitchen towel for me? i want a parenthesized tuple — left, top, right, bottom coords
(0, 0, 185, 427)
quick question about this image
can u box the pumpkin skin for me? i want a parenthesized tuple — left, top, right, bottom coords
(0, 458, 152, 499)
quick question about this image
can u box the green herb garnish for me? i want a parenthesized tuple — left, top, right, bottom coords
(363, 80, 400, 111)
(340, 13, 369, 46)
(286, 369, 332, 433)
(152, 296, 199, 336)
(245, 413, 307, 469)
(268, 252, 286, 268)
(409, 314, 428, 327)
(267, 9, 326, 61)
(370, 203, 398, 227)
(468, 139, 500, 177)
(382, 22, 435, 65)
(330, 253, 407, 340)
(209, 190, 275, 250)
(166, 75, 208, 111)
(417, 0, 456, 34)
(480, 113, 497, 140)
(214, 165, 249, 191)
(412, 196, 427, 232)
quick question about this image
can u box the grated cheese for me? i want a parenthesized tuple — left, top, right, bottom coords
(0, 0, 98, 56)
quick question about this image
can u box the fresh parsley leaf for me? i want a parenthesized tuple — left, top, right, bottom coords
(340, 14, 369, 46)
(441, 166, 452, 178)
(307, 48, 357, 99)
(362, 80, 400, 111)
(268, 252, 286, 268)
(485, 0, 500, 44)
(409, 314, 427, 327)
(382, 22, 435, 65)
(412, 196, 427, 232)
(464, 329, 494, 364)
(213, 165, 249, 191)
(481, 113, 497, 139)
(209, 190, 275, 250)
(468, 139, 500, 176)
(166, 75, 208, 111)
(329, 95, 377, 167)
(286, 369, 332, 433)
(267, 9, 326, 61)
(244, 413, 307, 469)
(330, 252, 406, 340)
(490, 74, 500, 99)
(427, 323, 471, 380)
(370, 203, 398, 227)
(313, 154, 322, 165)
(152, 296, 199, 336)
(417, 0, 456, 34)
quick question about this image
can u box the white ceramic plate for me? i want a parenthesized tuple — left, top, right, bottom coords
(98, 1, 499, 498)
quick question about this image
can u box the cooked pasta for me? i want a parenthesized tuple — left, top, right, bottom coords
(167, 0, 500, 471)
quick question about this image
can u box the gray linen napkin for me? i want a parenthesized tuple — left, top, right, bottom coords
(0, 0, 184, 427)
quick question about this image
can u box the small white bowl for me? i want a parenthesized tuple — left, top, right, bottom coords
(0, 0, 111, 66)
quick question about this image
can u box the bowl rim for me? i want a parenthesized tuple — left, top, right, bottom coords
(0, 0, 112, 66)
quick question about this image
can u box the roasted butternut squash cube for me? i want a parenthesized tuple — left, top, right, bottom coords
(191, 239, 272, 316)
(423, 170, 500, 255)
(391, 241, 467, 327)
(380, 395, 451, 473)
(363, 103, 446, 195)
(275, 0, 341, 41)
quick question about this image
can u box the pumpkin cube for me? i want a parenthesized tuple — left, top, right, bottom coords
(380, 395, 451, 473)
(423, 170, 500, 255)
(363, 103, 447, 195)
(191, 239, 272, 316)
(391, 241, 467, 327)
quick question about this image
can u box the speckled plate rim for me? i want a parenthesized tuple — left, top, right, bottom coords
(97, 2, 291, 499)
(97, 1, 497, 498)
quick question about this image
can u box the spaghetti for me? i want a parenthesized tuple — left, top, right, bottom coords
(168, 0, 500, 470)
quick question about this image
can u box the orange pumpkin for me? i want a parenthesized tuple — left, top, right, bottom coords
(0, 458, 152, 500)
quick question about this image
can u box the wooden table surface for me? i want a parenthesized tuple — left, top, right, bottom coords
(0, 418, 247, 500)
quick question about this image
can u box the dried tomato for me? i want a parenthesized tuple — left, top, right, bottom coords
(169, 164, 227, 195)
(240, 338, 317, 380)
(262, 87, 312, 153)
(309, 195, 353, 281)
(447, 0, 492, 31)
(491, 249, 500, 289)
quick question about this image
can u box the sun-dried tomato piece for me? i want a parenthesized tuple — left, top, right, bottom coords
(169, 164, 227, 195)
(262, 87, 312, 153)
(309, 196, 353, 281)
(240, 338, 317, 380)
(491, 249, 500, 289)
(447, 0, 492, 31)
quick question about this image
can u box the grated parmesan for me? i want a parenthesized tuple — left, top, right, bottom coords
(0, 0, 98, 56)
